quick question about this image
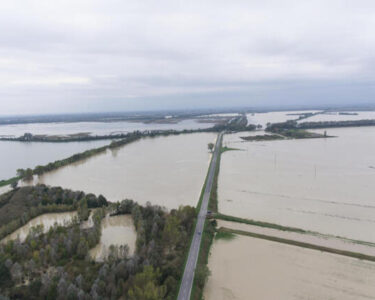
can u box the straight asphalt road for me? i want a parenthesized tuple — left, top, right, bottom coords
(177, 131, 223, 300)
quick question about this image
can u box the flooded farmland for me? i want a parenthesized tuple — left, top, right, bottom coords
(1, 211, 77, 243)
(219, 127, 375, 243)
(246, 110, 319, 128)
(299, 110, 375, 123)
(216, 220, 375, 257)
(204, 234, 375, 300)
(0, 119, 212, 138)
(89, 215, 136, 262)
(0, 140, 110, 181)
(31, 133, 216, 209)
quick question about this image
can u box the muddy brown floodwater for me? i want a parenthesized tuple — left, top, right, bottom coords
(32, 133, 216, 210)
(219, 127, 375, 243)
(204, 234, 375, 300)
(1, 211, 77, 243)
(89, 215, 136, 262)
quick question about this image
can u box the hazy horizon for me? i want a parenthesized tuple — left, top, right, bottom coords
(1, 0, 375, 115)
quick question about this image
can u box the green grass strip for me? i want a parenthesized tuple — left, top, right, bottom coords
(219, 227, 375, 262)
(215, 213, 375, 247)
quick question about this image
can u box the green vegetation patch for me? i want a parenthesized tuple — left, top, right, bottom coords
(215, 213, 375, 248)
(240, 134, 284, 141)
(0, 177, 20, 188)
(220, 146, 241, 153)
(0, 185, 107, 241)
(0, 192, 196, 299)
(215, 213, 308, 234)
(219, 227, 375, 263)
(215, 230, 236, 241)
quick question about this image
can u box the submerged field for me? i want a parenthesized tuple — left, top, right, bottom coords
(1, 211, 77, 243)
(30, 133, 216, 209)
(89, 214, 136, 262)
(299, 111, 375, 123)
(0, 119, 212, 138)
(246, 110, 319, 128)
(218, 127, 375, 243)
(204, 234, 375, 300)
(0, 140, 110, 181)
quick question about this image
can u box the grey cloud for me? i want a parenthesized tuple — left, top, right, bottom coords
(0, 0, 375, 115)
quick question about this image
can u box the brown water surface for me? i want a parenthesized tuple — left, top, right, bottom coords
(33, 133, 216, 209)
(89, 214, 136, 262)
(219, 127, 375, 242)
(204, 235, 375, 300)
(1, 211, 77, 243)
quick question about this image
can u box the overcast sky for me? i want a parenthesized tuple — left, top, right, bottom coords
(0, 0, 375, 115)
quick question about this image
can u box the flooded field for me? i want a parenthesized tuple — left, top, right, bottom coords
(246, 110, 319, 128)
(90, 215, 136, 262)
(204, 234, 375, 300)
(0, 119, 212, 138)
(217, 220, 375, 257)
(0, 140, 109, 180)
(219, 127, 375, 243)
(1, 211, 77, 243)
(299, 111, 375, 123)
(31, 133, 216, 209)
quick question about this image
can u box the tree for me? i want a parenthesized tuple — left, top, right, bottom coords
(77, 198, 89, 221)
(11, 180, 18, 190)
(20, 168, 33, 182)
(16, 169, 25, 178)
(162, 215, 180, 251)
(127, 266, 166, 300)
(10, 262, 22, 283)
(76, 238, 89, 259)
(207, 143, 214, 152)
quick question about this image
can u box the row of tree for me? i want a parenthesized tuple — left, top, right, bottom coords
(0, 192, 196, 300)
(0, 185, 108, 241)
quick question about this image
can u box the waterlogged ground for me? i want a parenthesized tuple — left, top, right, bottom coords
(0, 119, 212, 138)
(219, 127, 375, 243)
(1, 211, 77, 243)
(217, 220, 375, 257)
(89, 215, 136, 262)
(0, 140, 110, 180)
(32, 133, 216, 209)
(204, 235, 375, 300)
(299, 111, 375, 123)
(246, 110, 319, 128)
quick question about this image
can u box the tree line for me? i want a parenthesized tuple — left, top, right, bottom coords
(0, 188, 196, 300)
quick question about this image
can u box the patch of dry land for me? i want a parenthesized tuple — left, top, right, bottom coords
(204, 234, 375, 300)
(218, 127, 375, 243)
(31, 133, 216, 209)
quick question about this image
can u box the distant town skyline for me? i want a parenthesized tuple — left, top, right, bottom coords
(1, 0, 375, 115)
